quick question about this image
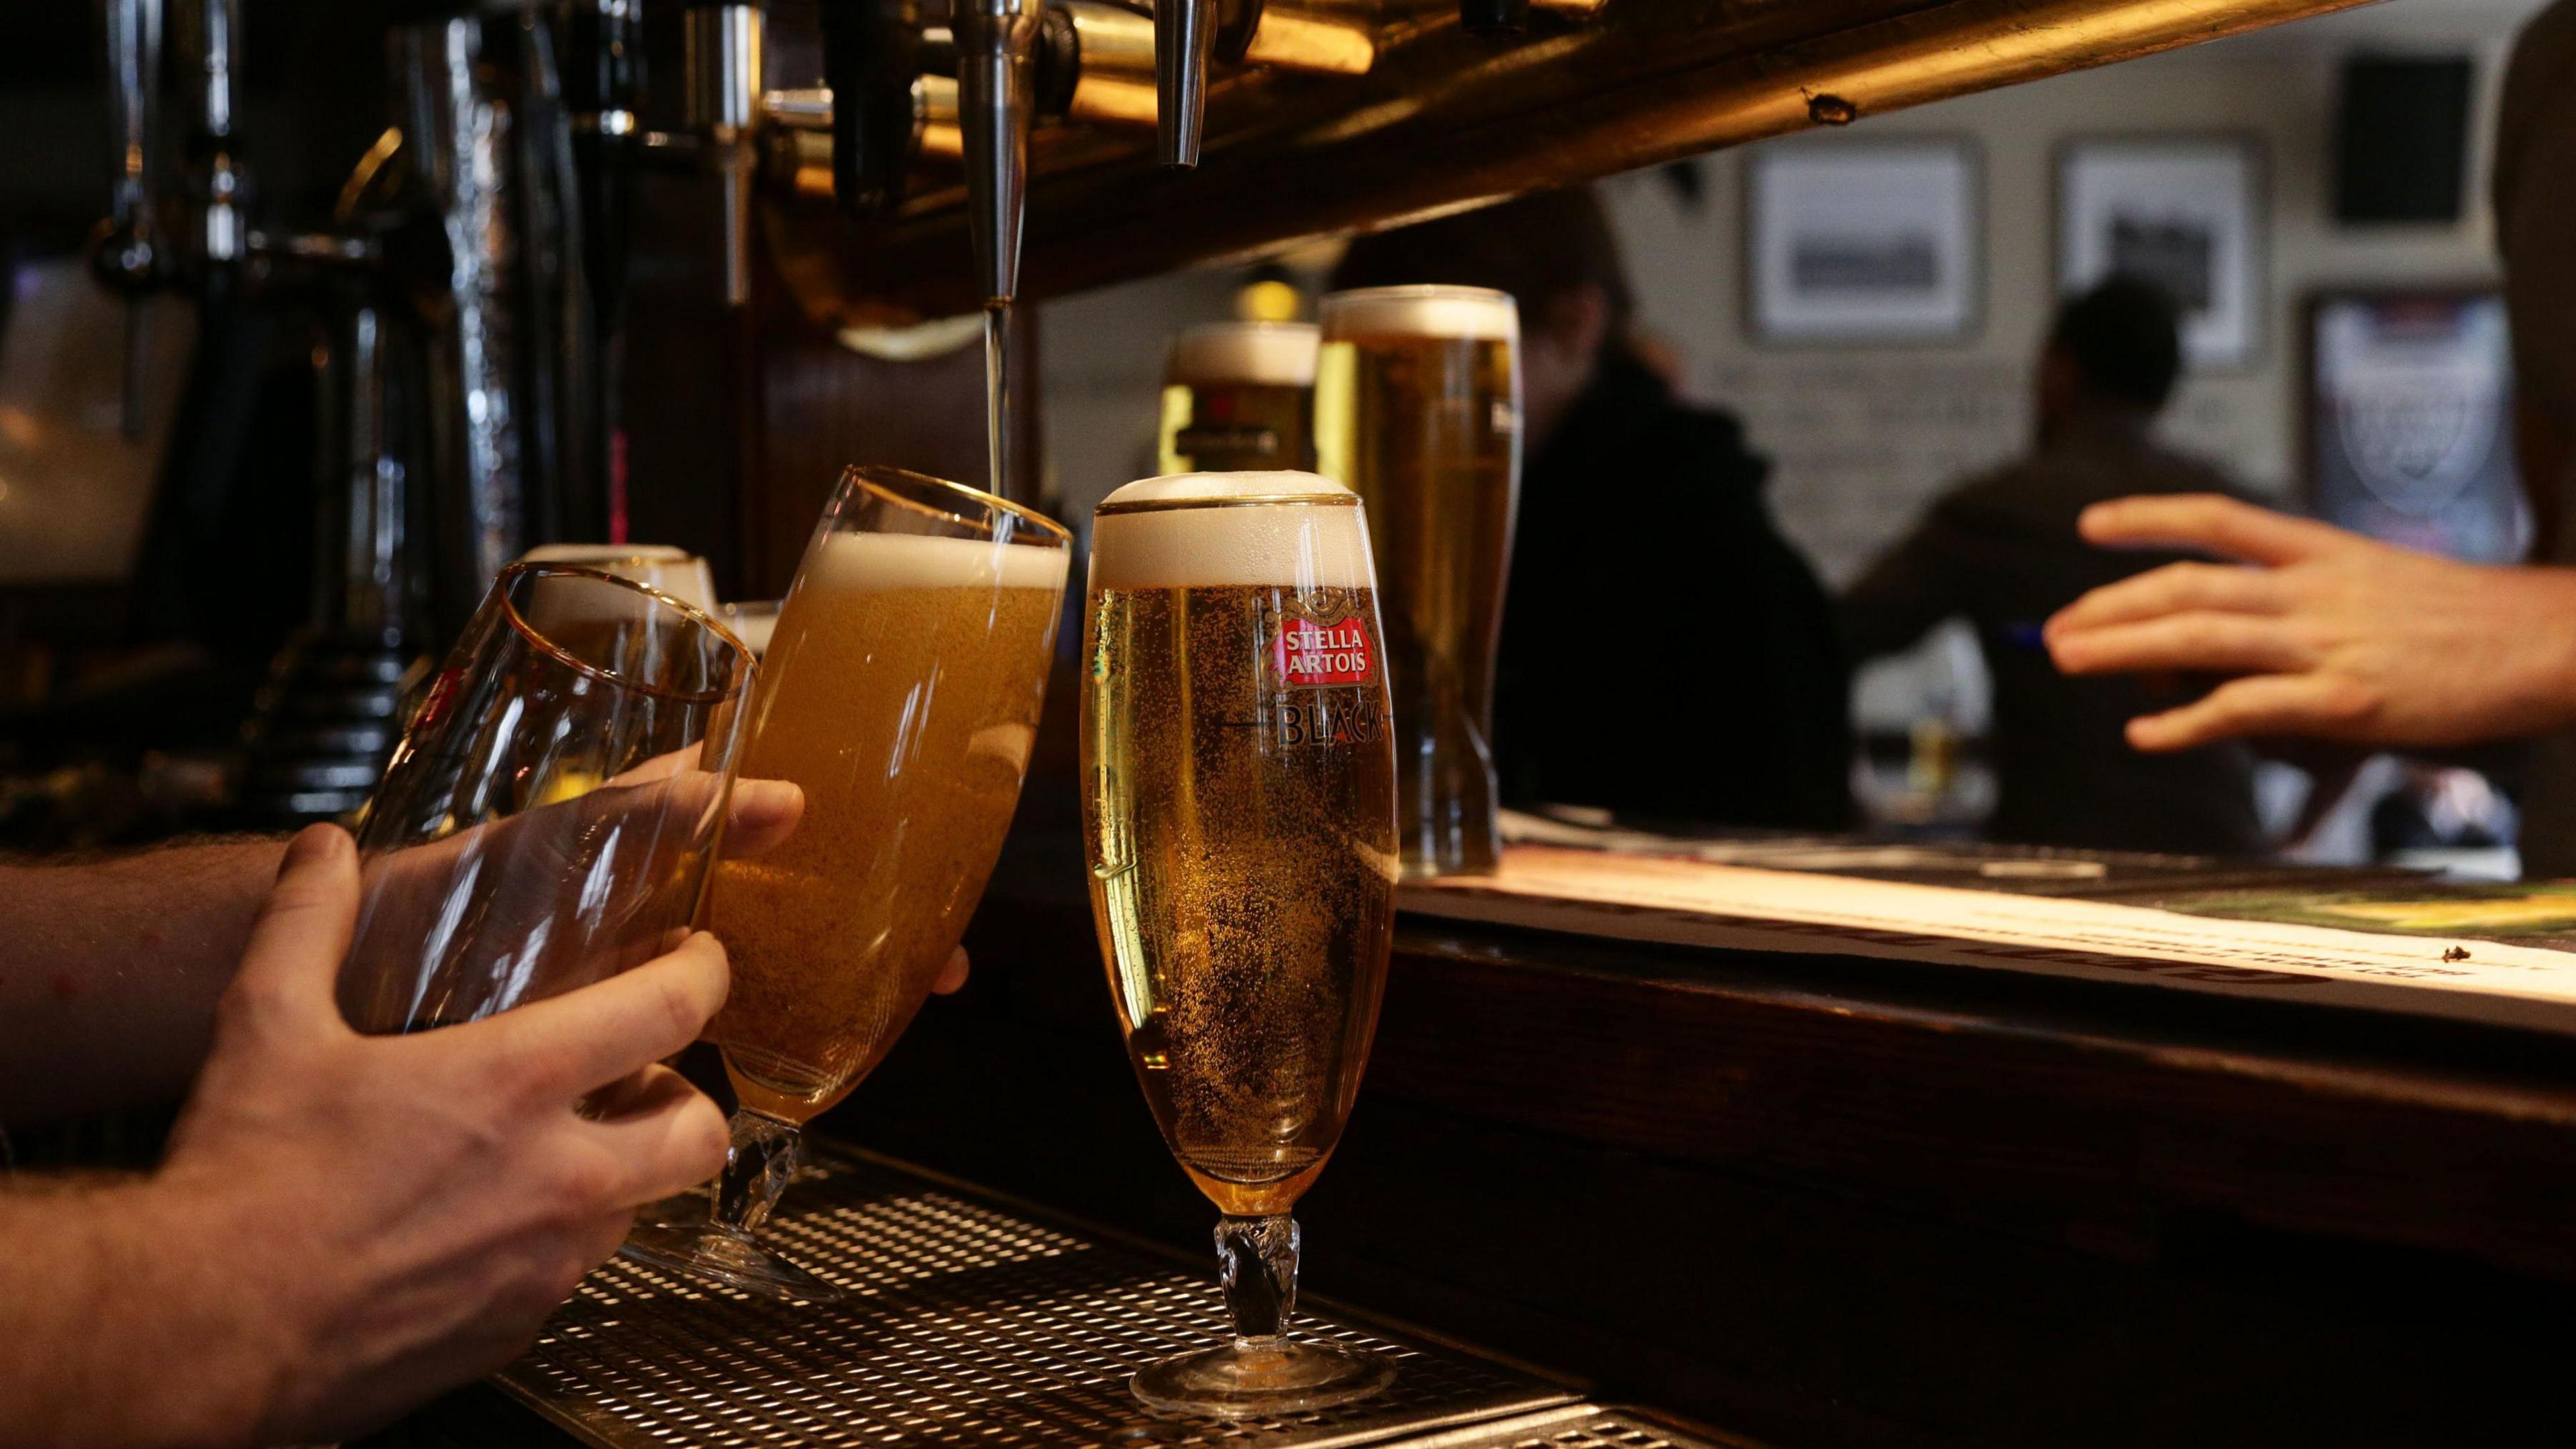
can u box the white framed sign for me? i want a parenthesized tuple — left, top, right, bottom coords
(1746, 138, 1982, 345)
(2057, 136, 2267, 370)
(2308, 289, 2526, 564)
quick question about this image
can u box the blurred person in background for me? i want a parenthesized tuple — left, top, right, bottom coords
(1840, 278, 2265, 855)
(2041, 0, 2576, 875)
(1331, 186, 1851, 831)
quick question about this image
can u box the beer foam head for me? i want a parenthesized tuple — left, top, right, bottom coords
(1091, 472, 1375, 591)
(518, 543, 717, 610)
(1320, 284, 1518, 342)
(800, 530, 1071, 594)
(1167, 322, 1320, 387)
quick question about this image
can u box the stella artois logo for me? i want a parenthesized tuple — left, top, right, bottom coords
(1250, 599, 1384, 750)
(1272, 615, 1375, 688)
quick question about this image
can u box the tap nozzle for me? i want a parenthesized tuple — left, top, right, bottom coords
(953, 0, 1042, 303)
(686, 3, 765, 305)
(1155, 0, 1214, 167)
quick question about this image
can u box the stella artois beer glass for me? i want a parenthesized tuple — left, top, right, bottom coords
(623, 466, 1071, 1300)
(1160, 321, 1322, 474)
(339, 564, 756, 1033)
(1316, 284, 1521, 878)
(1083, 471, 1399, 1415)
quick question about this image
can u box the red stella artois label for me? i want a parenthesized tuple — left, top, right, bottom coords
(1271, 615, 1376, 687)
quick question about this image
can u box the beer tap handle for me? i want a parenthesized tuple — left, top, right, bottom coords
(1034, 4, 1079, 119)
(1153, 0, 1212, 166)
(816, 0, 921, 217)
(567, 0, 642, 318)
(97, 0, 166, 439)
(1212, 0, 1263, 66)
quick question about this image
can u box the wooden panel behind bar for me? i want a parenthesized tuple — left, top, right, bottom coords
(617, 156, 1047, 601)
(833, 888, 2576, 1447)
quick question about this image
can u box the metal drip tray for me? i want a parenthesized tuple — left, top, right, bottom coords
(499, 1147, 1578, 1447)
(1392, 1406, 1758, 1449)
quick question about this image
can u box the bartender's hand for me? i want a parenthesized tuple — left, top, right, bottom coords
(0, 825, 735, 1448)
(0, 763, 812, 1128)
(2046, 493, 2576, 751)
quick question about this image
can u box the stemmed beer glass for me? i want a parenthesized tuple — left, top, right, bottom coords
(339, 562, 756, 1035)
(1081, 471, 1400, 1415)
(624, 465, 1071, 1300)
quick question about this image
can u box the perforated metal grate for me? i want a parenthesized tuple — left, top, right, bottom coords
(1391, 1405, 1754, 1449)
(499, 1149, 1576, 1448)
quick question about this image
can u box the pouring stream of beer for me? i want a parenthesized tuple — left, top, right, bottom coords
(984, 301, 1014, 500)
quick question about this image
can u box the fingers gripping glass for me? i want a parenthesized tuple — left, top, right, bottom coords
(1081, 472, 1400, 1415)
(339, 562, 756, 1037)
(623, 466, 1072, 1301)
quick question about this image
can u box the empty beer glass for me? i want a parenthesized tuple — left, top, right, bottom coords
(339, 562, 757, 1035)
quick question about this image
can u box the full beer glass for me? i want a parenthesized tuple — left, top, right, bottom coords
(1083, 471, 1399, 1415)
(625, 466, 1071, 1299)
(1160, 321, 1321, 474)
(1316, 285, 1521, 877)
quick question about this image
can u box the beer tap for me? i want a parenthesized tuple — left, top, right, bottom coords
(94, 0, 252, 288)
(949, 0, 1043, 496)
(685, 1, 767, 306)
(952, 0, 1042, 307)
(96, 0, 165, 439)
(566, 0, 642, 329)
(181, 0, 249, 274)
(1155, 0, 1213, 165)
(816, 0, 923, 217)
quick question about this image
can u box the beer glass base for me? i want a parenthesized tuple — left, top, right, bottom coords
(619, 1220, 844, 1303)
(1130, 1339, 1394, 1418)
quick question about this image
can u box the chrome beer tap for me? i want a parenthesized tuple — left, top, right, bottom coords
(685, 1, 767, 306)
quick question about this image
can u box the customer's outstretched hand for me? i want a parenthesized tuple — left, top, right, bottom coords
(2047, 493, 2576, 751)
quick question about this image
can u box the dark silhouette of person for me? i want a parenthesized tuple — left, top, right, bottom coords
(1331, 186, 1853, 831)
(1841, 277, 2264, 855)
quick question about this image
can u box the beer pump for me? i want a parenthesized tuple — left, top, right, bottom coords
(91, 0, 628, 823)
(91, 0, 419, 824)
(93, 0, 250, 438)
(685, 1, 766, 306)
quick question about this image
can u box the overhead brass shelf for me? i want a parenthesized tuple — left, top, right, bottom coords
(759, 0, 2371, 321)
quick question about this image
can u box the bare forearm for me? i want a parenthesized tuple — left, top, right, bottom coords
(0, 1182, 271, 1448)
(0, 839, 286, 1122)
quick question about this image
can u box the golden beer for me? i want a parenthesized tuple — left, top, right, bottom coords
(706, 528, 1067, 1122)
(1315, 286, 1521, 878)
(1083, 473, 1397, 1218)
(1159, 321, 1321, 474)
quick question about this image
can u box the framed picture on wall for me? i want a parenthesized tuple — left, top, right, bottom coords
(1745, 138, 1982, 345)
(2057, 136, 2267, 370)
(2305, 288, 2526, 564)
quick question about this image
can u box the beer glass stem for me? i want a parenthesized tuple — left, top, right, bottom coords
(1214, 1213, 1300, 1345)
(712, 1110, 802, 1234)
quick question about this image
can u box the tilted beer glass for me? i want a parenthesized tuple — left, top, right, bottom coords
(1083, 471, 1399, 1415)
(625, 465, 1071, 1300)
(339, 562, 755, 1036)
(1316, 285, 1521, 877)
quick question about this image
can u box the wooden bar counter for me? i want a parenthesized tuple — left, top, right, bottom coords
(833, 832, 2576, 1449)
